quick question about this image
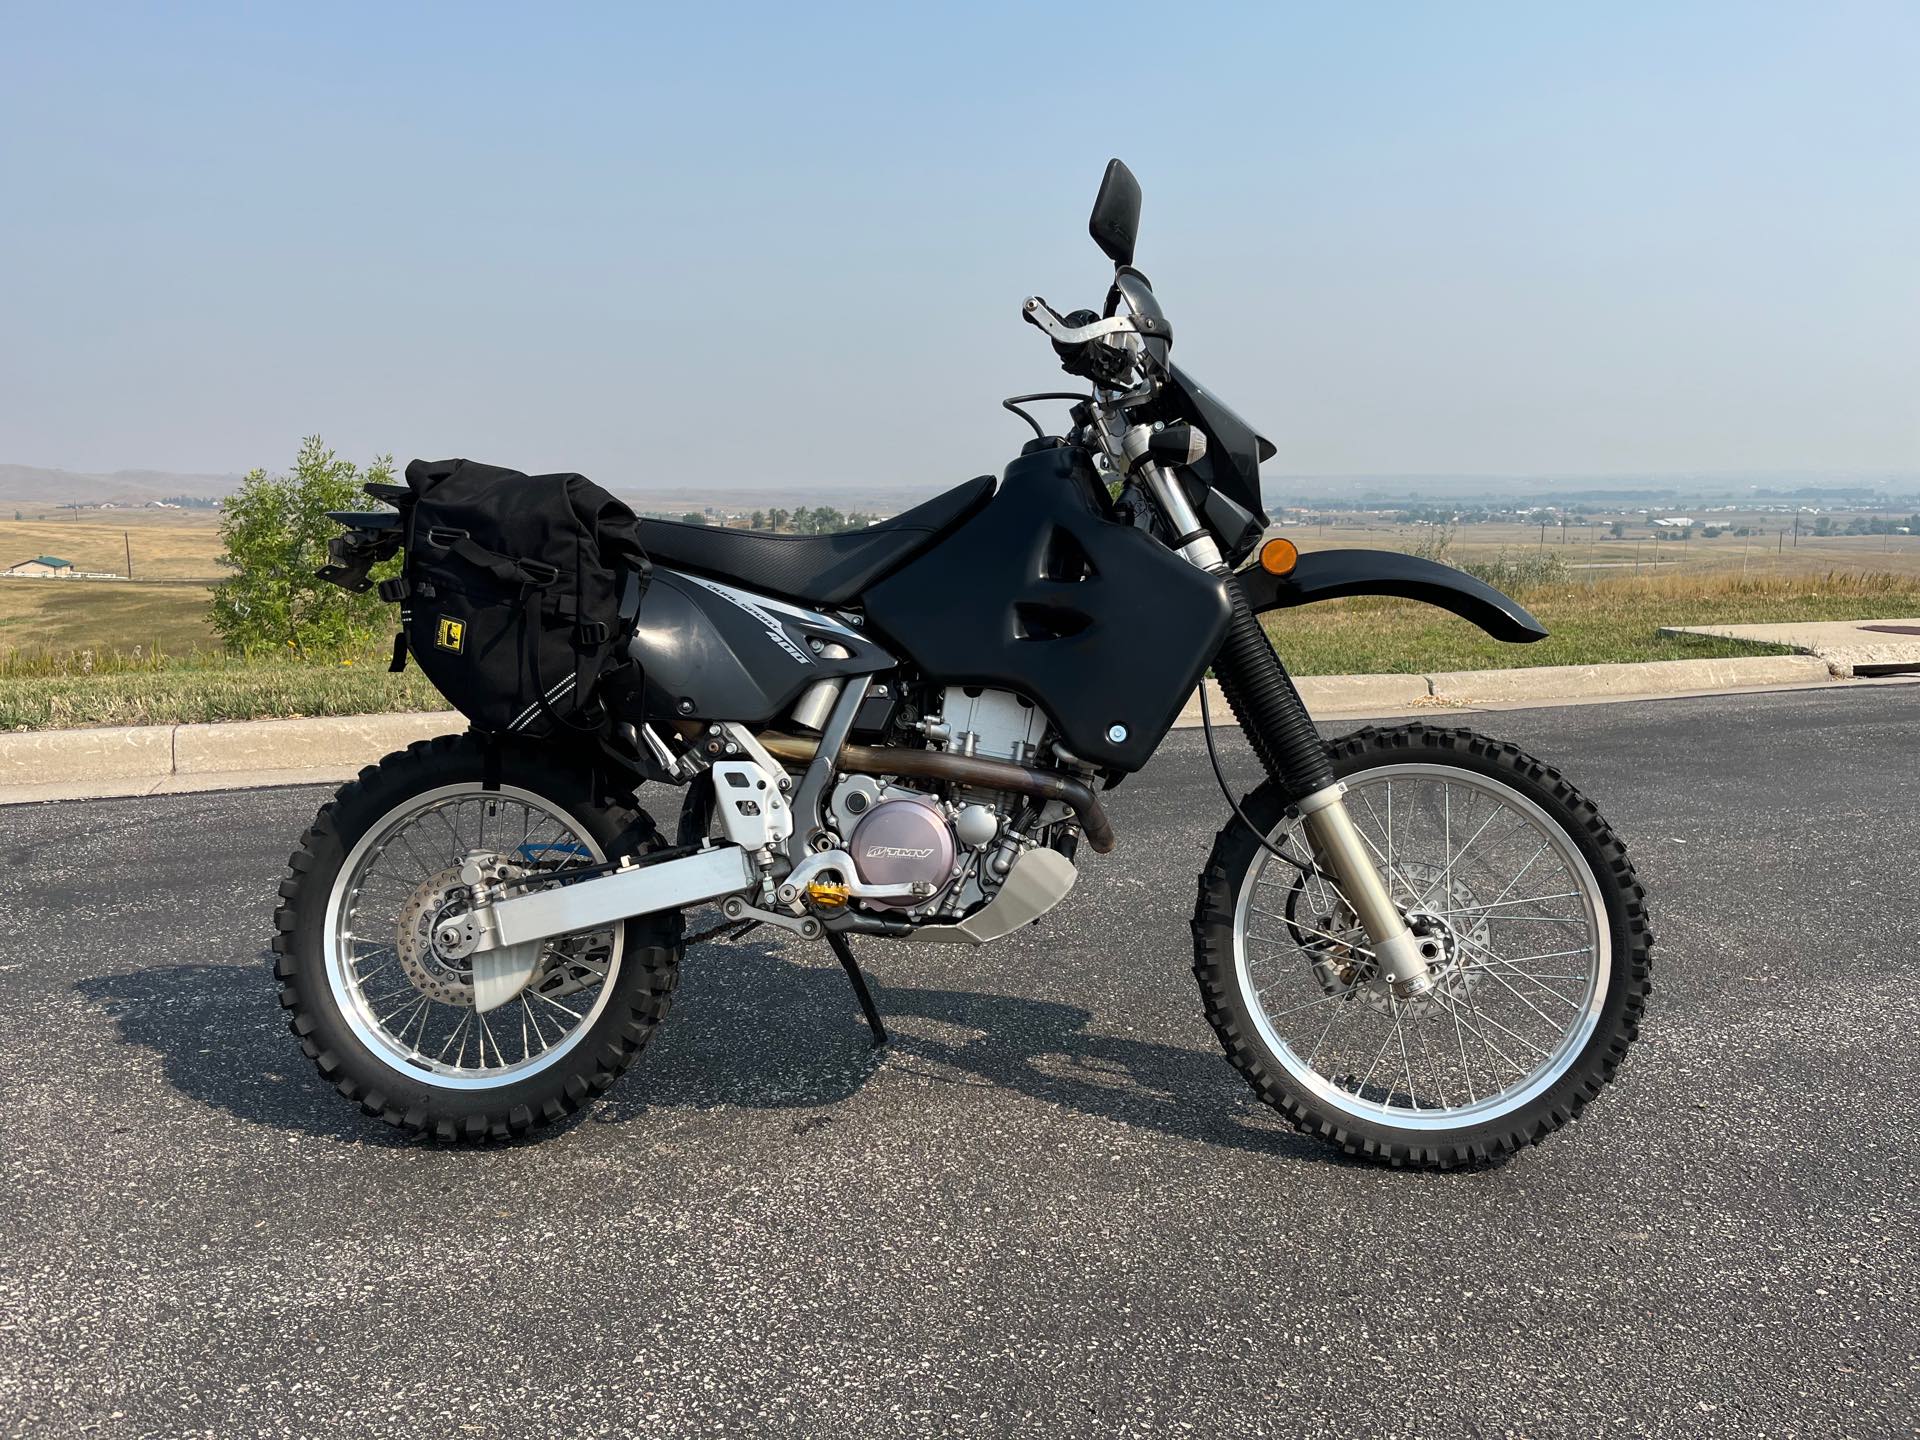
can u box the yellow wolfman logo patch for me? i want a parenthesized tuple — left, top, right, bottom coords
(434, 617, 466, 654)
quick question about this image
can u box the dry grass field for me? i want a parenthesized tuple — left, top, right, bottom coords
(1288, 517, 1920, 580)
(3, 506, 1918, 728)
(0, 515, 226, 582)
(0, 580, 218, 657)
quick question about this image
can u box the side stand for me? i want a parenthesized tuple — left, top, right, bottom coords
(823, 931, 888, 1048)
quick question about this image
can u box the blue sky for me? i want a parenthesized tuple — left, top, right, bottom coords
(2, 2, 1914, 488)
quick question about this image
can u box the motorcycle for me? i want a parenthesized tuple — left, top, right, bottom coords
(280, 160, 1651, 1166)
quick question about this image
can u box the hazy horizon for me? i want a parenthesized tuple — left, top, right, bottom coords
(4, 3, 1915, 485)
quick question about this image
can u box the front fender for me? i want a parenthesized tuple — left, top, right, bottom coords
(1242, 549, 1548, 644)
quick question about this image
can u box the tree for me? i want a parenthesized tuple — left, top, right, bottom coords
(209, 435, 396, 658)
(749, 510, 765, 531)
(679, 512, 709, 526)
(1609, 520, 1628, 539)
(768, 507, 789, 533)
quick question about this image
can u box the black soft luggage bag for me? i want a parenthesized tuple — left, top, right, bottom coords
(394, 458, 647, 735)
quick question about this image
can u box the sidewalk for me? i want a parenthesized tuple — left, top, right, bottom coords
(1658, 617, 1920, 676)
(0, 652, 1865, 806)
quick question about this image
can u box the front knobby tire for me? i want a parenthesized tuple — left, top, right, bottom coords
(273, 734, 682, 1141)
(1192, 723, 1652, 1169)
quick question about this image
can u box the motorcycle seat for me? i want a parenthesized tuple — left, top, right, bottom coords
(636, 475, 995, 608)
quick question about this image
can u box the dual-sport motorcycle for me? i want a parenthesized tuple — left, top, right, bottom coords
(282, 161, 1651, 1166)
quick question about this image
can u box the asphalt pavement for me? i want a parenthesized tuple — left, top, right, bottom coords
(2, 687, 1916, 1439)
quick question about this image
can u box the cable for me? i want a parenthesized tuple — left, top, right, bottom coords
(1197, 679, 1321, 879)
(1001, 392, 1091, 440)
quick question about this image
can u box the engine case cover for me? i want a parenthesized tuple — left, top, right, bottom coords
(849, 796, 955, 910)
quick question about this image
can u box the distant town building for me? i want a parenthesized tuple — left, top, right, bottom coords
(3, 555, 76, 577)
(1650, 517, 1695, 529)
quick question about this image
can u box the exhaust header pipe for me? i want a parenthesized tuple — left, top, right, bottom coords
(758, 732, 1117, 854)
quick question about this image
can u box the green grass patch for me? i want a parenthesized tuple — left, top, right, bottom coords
(0, 653, 448, 730)
(1268, 570, 1920, 674)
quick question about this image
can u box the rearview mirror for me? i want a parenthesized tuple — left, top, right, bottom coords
(1089, 159, 1141, 267)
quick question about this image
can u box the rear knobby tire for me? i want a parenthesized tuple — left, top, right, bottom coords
(273, 734, 681, 1141)
(1192, 723, 1652, 1169)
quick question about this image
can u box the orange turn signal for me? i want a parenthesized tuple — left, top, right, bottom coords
(1259, 537, 1299, 576)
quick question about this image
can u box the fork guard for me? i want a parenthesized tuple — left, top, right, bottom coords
(1241, 548, 1549, 644)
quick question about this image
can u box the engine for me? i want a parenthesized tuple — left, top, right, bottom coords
(827, 686, 1070, 920)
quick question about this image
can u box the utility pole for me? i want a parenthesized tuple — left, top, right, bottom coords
(1792, 512, 1800, 548)
(124, 531, 133, 579)
(1539, 520, 1547, 547)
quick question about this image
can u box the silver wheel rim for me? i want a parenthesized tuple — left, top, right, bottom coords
(1231, 763, 1610, 1130)
(323, 782, 624, 1091)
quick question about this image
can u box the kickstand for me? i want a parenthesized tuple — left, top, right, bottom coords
(823, 931, 889, 1048)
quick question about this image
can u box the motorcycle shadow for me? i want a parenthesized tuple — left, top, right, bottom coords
(75, 945, 1327, 1162)
(597, 939, 1329, 1162)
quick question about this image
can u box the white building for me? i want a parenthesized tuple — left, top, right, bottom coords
(3, 555, 77, 577)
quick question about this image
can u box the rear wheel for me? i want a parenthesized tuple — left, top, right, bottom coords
(1192, 724, 1652, 1168)
(274, 735, 681, 1140)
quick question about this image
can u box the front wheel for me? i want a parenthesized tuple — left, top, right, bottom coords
(1192, 723, 1652, 1168)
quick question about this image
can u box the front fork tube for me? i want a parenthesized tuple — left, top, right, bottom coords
(1293, 784, 1432, 994)
(1209, 570, 1432, 993)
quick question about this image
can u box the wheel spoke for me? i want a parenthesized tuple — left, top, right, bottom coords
(329, 784, 625, 1084)
(1229, 759, 1612, 1127)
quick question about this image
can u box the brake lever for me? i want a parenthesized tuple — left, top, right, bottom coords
(1021, 297, 1170, 346)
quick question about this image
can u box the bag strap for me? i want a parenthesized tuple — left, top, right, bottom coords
(426, 529, 563, 591)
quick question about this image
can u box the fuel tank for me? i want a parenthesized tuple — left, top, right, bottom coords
(627, 569, 894, 724)
(862, 444, 1231, 772)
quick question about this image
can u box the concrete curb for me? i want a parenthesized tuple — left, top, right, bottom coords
(0, 654, 1855, 806)
(1424, 654, 1833, 705)
(0, 711, 460, 805)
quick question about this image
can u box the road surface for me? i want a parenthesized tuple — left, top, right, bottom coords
(2, 687, 1915, 1438)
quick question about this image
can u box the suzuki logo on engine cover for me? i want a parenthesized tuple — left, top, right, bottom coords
(866, 845, 936, 860)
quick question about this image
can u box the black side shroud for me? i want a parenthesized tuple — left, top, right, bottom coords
(862, 445, 1232, 772)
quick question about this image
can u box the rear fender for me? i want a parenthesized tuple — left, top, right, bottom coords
(1242, 549, 1548, 644)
